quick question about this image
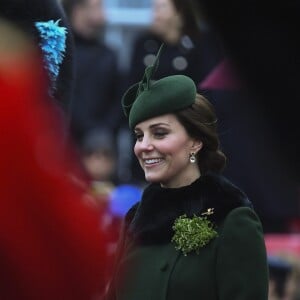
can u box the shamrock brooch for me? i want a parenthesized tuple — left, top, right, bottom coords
(171, 208, 218, 256)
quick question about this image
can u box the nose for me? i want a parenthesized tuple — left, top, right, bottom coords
(135, 136, 154, 153)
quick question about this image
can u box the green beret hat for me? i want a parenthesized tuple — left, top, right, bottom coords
(122, 44, 197, 129)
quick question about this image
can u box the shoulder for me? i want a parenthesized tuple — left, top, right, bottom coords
(200, 173, 253, 224)
(221, 206, 263, 234)
(217, 206, 266, 258)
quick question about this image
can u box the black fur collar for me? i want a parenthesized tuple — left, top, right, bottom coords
(126, 173, 252, 245)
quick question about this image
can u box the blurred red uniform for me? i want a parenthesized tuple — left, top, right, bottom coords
(0, 21, 112, 300)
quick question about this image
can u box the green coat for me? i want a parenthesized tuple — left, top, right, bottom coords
(107, 174, 268, 300)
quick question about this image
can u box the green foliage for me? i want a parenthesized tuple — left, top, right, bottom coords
(171, 214, 218, 256)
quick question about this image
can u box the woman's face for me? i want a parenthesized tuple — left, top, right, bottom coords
(151, 0, 182, 42)
(72, 0, 106, 39)
(134, 114, 202, 188)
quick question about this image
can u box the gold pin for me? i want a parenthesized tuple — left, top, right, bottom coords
(201, 208, 214, 216)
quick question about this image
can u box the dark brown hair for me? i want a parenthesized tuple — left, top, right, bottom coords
(175, 93, 226, 174)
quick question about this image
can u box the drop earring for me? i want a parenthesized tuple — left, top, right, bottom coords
(189, 152, 196, 163)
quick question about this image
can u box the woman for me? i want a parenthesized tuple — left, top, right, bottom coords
(106, 45, 269, 300)
(125, 0, 223, 184)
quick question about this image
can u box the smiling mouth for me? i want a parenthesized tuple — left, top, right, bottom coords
(143, 158, 163, 166)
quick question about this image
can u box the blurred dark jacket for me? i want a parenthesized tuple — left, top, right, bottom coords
(127, 30, 223, 92)
(70, 32, 122, 145)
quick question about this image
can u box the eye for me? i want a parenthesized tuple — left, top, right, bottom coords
(153, 130, 168, 139)
(134, 132, 143, 141)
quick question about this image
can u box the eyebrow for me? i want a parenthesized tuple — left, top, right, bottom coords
(149, 122, 170, 128)
(135, 122, 170, 131)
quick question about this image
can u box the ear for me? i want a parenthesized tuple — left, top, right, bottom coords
(191, 139, 203, 154)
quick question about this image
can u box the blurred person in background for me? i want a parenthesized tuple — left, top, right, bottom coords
(124, 0, 224, 184)
(80, 128, 118, 209)
(79, 129, 144, 267)
(0, 15, 112, 299)
(79, 128, 130, 268)
(0, 0, 119, 297)
(127, 0, 223, 90)
(61, 0, 122, 151)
